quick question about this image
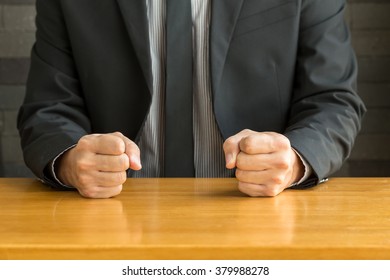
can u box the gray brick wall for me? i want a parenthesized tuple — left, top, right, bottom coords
(337, 0, 390, 177)
(0, 0, 34, 176)
(0, 0, 389, 177)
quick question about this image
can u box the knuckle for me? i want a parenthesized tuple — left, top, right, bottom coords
(242, 129, 252, 134)
(276, 135, 290, 150)
(119, 154, 130, 170)
(111, 137, 125, 154)
(271, 174, 285, 185)
(113, 131, 124, 137)
(117, 172, 127, 184)
(235, 169, 245, 180)
(276, 156, 290, 170)
(77, 136, 91, 150)
(76, 159, 90, 172)
(241, 136, 256, 154)
(77, 174, 91, 186)
(240, 139, 250, 152)
(235, 154, 244, 169)
(263, 187, 279, 197)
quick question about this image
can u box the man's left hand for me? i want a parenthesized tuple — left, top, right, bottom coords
(223, 129, 304, 197)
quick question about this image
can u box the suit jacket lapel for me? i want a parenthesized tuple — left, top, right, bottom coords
(210, 0, 244, 96)
(116, 0, 244, 98)
(117, 0, 152, 95)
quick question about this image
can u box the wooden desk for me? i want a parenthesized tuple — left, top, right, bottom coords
(0, 178, 389, 260)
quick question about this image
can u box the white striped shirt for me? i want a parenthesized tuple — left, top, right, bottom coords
(134, 0, 234, 178)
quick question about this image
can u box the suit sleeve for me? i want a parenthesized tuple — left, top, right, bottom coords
(17, 0, 90, 186)
(284, 0, 366, 184)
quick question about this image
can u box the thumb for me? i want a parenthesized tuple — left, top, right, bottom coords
(223, 137, 241, 170)
(113, 132, 142, 170)
(223, 129, 254, 169)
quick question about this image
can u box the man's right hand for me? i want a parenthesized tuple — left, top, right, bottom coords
(56, 132, 142, 198)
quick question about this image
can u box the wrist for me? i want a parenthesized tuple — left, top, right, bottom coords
(289, 148, 305, 186)
(54, 148, 75, 187)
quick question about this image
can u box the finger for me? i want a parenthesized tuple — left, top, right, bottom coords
(97, 170, 128, 187)
(236, 151, 290, 171)
(237, 181, 284, 197)
(235, 168, 288, 186)
(78, 134, 126, 155)
(78, 185, 123, 199)
(113, 132, 142, 170)
(93, 153, 130, 172)
(223, 129, 254, 169)
(239, 132, 290, 155)
(81, 170, 127, 187)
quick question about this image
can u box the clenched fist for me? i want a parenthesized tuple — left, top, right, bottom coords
(56, 132, 141, 198)
(223, 130, 304, 197)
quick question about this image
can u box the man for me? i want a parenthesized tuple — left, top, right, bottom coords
(18, 0, 365, 198)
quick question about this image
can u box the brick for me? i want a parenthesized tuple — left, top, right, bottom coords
(3, 5, 36, 30)
(0, 1, 35, 5)
(352, 30, 390, 56)
(0, 86, 26, 109)
(357, 56, 390, 83)
(0, 6, 3, 29)
(332, 158, 390, 178)
(1, 162, 34, 177)
(349, 1, 390, 3)
(3, 109, 19, 135)
(1, 134, 23, 163)
(348, 1, 389, 3)
(0, 110, 3, 132)
(350, 134, 390, 160)
(347, 160, 390, 177)
(360, 109, 390, 134)
(351, 3, 390, 29)
(332, 162, 350, 177)
(0, 31, 35, 57)
(0, 58, 30, 85)
(358, 83, 390, 108)
(330, 158, 390, 178)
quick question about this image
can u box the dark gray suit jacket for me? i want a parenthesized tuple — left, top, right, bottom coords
(18, 0, 365, 188)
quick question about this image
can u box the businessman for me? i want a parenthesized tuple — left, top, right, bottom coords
(18, 0, 365, 198)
